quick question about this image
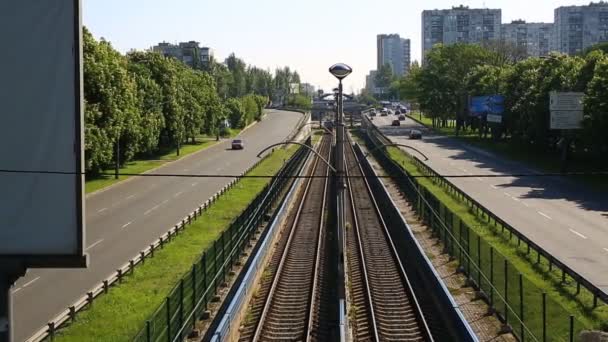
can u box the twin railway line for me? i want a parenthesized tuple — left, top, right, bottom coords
(237, 133, 433, 341)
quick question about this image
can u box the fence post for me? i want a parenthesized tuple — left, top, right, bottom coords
(202, 253, 208, 310)
(166, 297, 171, 342)
(146, 320, 152, 342)
(542, 292, 546, 342)
(569, 315, 574, 342)
(519, 274, 524, 342)
(192, 266, 197, 327)
(179, 279, 185, 334)
(490, 247, 494, 309)
(477, 236, 481, 289)
(504, 259, 508, 326)
(466, 225, 471, 278)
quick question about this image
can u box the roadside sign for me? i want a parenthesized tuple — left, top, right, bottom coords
(470, 95, 505, 116)
(550, 110, 583, 130)
(487, 114, 503, 123)
(550, 92, 583, 111)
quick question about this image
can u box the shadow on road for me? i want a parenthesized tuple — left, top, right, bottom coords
(377, 119, 608, 215)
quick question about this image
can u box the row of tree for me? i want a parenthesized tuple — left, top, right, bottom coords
(397, 42, 608, 160)
(84, 27, 300, 173)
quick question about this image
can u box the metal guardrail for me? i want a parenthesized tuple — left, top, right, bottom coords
(370, 116, 608, 307)
(361, 118, 605, 340)
(129, 144, 310, 342)
(25, 150, 289, 342)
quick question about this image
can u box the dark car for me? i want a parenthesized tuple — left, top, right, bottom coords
(398, 114, 406, 121)
(409, 129, 422, 139)
(395, 109, 401, 114)
(231, 139, 244, 149)
(391, 119, 400, 126)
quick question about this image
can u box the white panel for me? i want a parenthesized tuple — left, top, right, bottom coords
(0, 1, 84, 259)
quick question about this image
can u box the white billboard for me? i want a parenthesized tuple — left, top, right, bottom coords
(0, 1, 86, 267)
(550, 92, 584, 111)
(550, 111, 584, 130)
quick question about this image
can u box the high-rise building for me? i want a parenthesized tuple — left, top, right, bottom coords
(501, 20, 555, 57)
(554, 2, 608, 55)
(422, 6, 502, 60)
(365, 70, 377, 92)
(377, 34, 411, 77)
(151, 41, 214, 68)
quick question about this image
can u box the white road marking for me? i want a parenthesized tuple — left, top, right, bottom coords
(491, 185, 499, 189)
(511, 196, 520, 202)
(144, 204, 160, 215)
(87, 239, 104, 250)
(569, 229, 587, 239)
(503, 192, 511, 197)
(538, 211, 552, 220)
(22, 277, 40, 288)
(97, 208, 108, 213)
(183, 168, 190, 172)
(126, 195, 135, 200)
(12, 287, 22, 294)
(603, 248, 608, 253)
(522, 201, 531, 207)
(460, 167, 468, 173)
(162, 199, 169, 205)
(174, 191, 184, 198)
(191, 182, 199, 187)
(122, 222, 132, 229)
(475, 177, 484, 182)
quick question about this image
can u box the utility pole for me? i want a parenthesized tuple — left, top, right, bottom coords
(329, 63, 352, 342)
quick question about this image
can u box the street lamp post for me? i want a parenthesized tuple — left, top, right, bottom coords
(329, 62, 351, 342)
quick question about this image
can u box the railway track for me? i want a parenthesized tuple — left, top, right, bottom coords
(239, 134, 335, 342)
(343, 134, 433, 342)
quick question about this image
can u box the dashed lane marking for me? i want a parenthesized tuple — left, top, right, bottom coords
(97, 208, 108, 213)
(122, 222, 132, 229)
(538, 211, 552, 220)
(87, 239, 104, 250)
(144, 204, 160, 215)
(569, 229, 587, 239)
(126, 195, 135, 200)
(22, 277, 41, 288)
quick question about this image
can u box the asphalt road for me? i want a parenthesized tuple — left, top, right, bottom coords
(370, 114, 608, 293)
(12, 109, 303, 342)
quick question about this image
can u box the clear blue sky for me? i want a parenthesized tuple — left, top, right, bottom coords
(84, 0, 593, 93)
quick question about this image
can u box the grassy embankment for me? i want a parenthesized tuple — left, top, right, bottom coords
(380, 141, 607, 339)
(56, 145, 297, 342)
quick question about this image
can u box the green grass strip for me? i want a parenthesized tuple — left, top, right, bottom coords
(382, 144, 608, 339)
(55, 146, 296, 342)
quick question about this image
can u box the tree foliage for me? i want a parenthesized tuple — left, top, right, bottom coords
(402, 42, 608, 160)
(82, 27, 301, 174)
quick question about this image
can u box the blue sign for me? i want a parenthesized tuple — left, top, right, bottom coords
(470, 95, 505, 116)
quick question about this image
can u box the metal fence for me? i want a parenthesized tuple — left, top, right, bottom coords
(132, 143, 309, 342)
(361, 124, 601, 341)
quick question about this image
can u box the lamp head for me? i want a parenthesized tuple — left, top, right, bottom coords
(329, 63, 352, 80)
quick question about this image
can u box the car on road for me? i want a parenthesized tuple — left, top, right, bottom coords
(380, 109, 388, 116)
(391, 119, 400, 126)
(398, 114, 406, 121)
(231, 139, 244, 149)
(408, 129, 422, 139)
(395, 109, 401, 114)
